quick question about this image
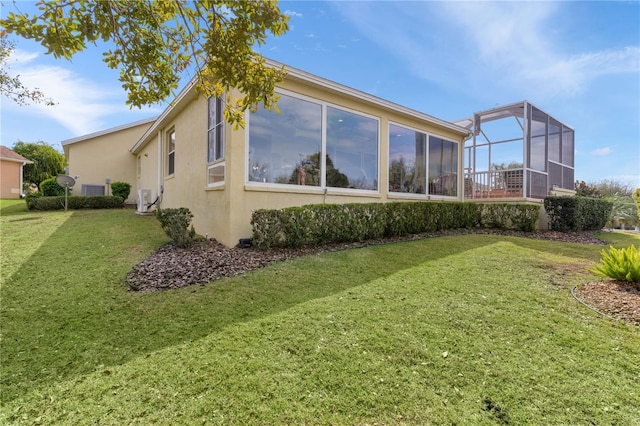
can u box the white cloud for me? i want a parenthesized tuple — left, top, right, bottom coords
(591, 147, 613, 156)
(283, 10, 303, 18)
(8, 48, 39, 65)
(3, 48, 159, 136)
(334, 2, 640, 100)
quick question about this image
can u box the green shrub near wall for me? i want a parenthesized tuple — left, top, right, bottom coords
(26, 196, 124, 211)
(251, 201, 540, 249)
(110, 182, 132, 202)
(40, 177, 66, 197)
(544, 196, 613, 232)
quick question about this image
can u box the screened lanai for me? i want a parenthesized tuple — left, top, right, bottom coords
(455, 101, 575, 200)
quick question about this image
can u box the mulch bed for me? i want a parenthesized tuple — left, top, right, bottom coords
(125, 229, 639, 327)
(575, 281, 640, 327)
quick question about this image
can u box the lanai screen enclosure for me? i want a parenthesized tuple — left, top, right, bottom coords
(456, 101, 574, 200)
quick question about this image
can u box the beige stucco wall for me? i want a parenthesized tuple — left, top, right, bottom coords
(139, 77, 467, 247)
(64, 122, 151, 203)
(0, 160, 23, 198)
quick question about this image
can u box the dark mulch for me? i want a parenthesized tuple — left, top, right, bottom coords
(125, 228, 638, 327)
(575, 281, 640, 327)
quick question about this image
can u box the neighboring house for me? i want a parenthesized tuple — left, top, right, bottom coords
(62, 118, 156, 203)
(0, 146, 32, 199)
(63, 60, 574, 247)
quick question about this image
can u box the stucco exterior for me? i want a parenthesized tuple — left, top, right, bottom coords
(128, 62, 471, 247)
(62, 60, 476, 247)
(0, 146, 32, 199)
(62, 118, 155, 203)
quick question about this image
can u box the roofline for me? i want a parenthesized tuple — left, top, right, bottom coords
(130, 58, 471, 153)
(454, 100, 575, 131)
(61, 117, 158, 146)
(268, 59, 472, 136)
(0, 156, 33, 164)
(130, 77, 198, 153)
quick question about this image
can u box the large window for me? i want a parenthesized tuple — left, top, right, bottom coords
(428, 136, 458, 197)
(248, 93, 322, 185)
(207, 96, 225, 185)
(388, 124, 458, 197)
(167, 129, 175, 176)
(326, 107, 378, 190)
(388, 124, 426, 194)
(248, 92, 379, 191)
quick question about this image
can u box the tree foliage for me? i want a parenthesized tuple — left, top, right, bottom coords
(1, 0, 289, 127)
(574, 180, 602, 198)
(0, 33, 55, 105)
(12, 141, 67, 188)
(576, 179, 638, 227)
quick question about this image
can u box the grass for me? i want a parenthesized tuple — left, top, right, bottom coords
(1, 205, 639, 424)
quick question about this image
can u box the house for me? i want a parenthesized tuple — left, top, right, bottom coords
(0, 146, 32, 199)
(63, 60, 573, 247)
(62, 118, 156, 201)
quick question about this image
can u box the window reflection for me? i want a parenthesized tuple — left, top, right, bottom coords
(248, 94, 322, 185)
(388, 124, 426, 194)
(428, 136, 458, 197)
(326, 107, 378, 190)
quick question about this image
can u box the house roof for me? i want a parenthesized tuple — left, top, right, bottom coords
(0, 146, 33, 164)
(130, 58, 472, 154)
(453, 100, 574, 131)
(61, 117, 157, 147)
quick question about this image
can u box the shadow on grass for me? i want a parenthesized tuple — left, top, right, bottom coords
(1, 214, 504, 403)
(3, 212, 635, 404)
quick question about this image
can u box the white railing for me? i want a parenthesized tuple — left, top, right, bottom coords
(464, 169, 524, 199)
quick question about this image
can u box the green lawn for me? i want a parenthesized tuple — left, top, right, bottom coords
(1, 205, 639, 424)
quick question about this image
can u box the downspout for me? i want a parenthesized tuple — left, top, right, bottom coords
(157, 130, 163, 207)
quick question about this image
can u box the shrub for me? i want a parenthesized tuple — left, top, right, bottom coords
(26, 196, 124, 211)
(251, 201, 539, 249)
(40, 177, 66, 197)
(155, 207, 196, 248)
(480, 203, 539, 232)
(589, 245, 640, 287)
(111, 181, 132, 201)
(24, 192, 43, 210)
(544, 196, 612, 232)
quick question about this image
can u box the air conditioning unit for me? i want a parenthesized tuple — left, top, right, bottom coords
(137, 189, 152, 214)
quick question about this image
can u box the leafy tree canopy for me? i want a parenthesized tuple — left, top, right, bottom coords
(12, 141, 67, 188)
(1, 0, 289, 127)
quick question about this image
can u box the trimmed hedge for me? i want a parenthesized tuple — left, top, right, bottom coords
(26, 195, 124, 211)
(544, 196, 613, 232)
(251, 201, 540, 249)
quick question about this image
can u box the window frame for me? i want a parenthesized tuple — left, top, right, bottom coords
(207, 96, 225, 187)
(167, 128, 176, 177)
(246, 88, 381, 194)
(388, 121, 460, 199)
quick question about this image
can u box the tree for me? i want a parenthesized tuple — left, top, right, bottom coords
(12, 141, 67, 189)
(634, 188, 640, 223)
(575, 180, 602, 198)
(577, 179, 638, 228)
(1, 1, 289, 127)
(0, 32, 55, 105)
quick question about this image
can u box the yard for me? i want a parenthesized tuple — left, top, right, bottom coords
(1, 200, 639, 424)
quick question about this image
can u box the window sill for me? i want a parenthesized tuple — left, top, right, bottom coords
(205, 183, 225, 191)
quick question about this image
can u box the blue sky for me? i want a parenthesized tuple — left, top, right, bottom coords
(2, 1, 639, 186)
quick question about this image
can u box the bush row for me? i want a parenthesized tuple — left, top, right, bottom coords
(251, 201, 540, 249)
(543, 196, 613, 232)
(26, 195, 124, 211)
